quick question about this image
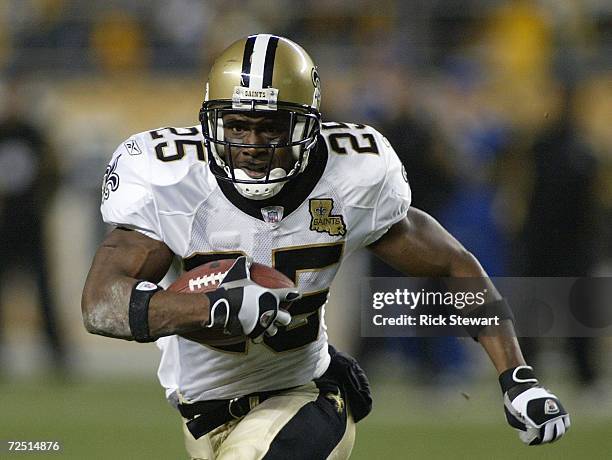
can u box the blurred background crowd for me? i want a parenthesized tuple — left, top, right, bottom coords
(0, 0, 610, 407)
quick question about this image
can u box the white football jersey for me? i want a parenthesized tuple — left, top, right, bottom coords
(100, 122, 411, 402)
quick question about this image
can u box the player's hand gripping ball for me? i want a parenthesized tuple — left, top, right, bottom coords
(168, 256, 299, 346)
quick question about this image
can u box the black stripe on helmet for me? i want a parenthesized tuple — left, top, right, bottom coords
(241, 35, 257, 87)
(262, 36, 279, 88)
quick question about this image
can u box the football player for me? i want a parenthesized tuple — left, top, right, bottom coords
(82, 35, 569, 459)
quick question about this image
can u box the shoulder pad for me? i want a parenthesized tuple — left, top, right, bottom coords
(321, 122, 394, 185)
(124, 125, 208, 187)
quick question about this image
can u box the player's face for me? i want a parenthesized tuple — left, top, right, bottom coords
(221, 112, 294, 179)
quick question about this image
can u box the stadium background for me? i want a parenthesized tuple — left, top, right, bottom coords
(0, 0, 610, 458)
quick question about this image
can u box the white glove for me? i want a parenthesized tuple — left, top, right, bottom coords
(204, 256, 299, 341)
(500, 365, 570, 445)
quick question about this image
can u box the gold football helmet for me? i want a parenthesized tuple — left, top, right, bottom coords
(199, 34, 321, 200)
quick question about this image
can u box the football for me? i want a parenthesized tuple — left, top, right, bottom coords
(168, 259, 295, 346)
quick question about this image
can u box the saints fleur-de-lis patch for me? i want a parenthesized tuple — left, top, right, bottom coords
(309, 199, 346, 236)
(325, 389, 345, 415)
(101, 154, 121, 201)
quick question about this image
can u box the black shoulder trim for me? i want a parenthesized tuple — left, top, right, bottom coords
(116, 226, 134, 232)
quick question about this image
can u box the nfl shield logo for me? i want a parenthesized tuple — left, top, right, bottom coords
(261, 206, 284, 223)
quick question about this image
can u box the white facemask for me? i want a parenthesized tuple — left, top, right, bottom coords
(232, 168, 288, 200)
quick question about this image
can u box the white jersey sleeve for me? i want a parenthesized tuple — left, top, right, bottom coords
(363, 132, 411, 245)
(100, 135, 162, 240)
(318, 122, 411, 252)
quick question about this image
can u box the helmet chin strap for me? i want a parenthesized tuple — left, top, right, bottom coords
(232, 168, 287, 200)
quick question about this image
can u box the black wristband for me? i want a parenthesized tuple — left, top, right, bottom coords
(129, 280, 163, 343)
(464, 298, 515, 341)
(499, 365, 539, 394)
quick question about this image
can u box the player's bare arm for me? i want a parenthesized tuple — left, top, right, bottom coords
(82, 228, 297, 342)
(367, 207, 525, 372)
(81, 227, 210, 339)
(368, 206, 485, 277)
(369, 207, 569, 444)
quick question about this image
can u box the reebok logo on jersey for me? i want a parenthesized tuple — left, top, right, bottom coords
(309, 199, 346, 236)
(124, 139, 142, 155)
